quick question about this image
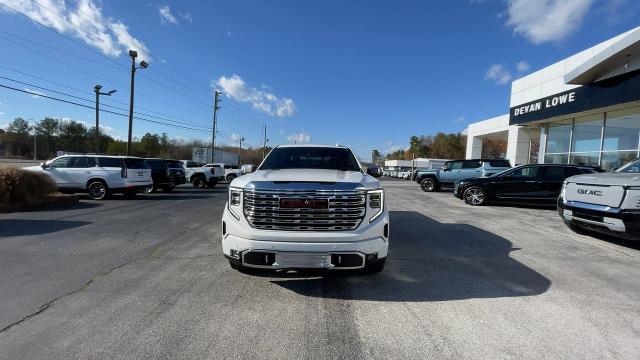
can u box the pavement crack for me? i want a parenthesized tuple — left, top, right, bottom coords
(0, 255, 146, 335)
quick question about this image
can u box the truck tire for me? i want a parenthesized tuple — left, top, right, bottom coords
(420, 178, 438, 192)
(463, 186, 486, 206)
(226, 174, 237, 183)
(192, 175, 206, 188)
(207, 179, 218, 188)
(364, 259, 386, 274)
(87, 180, 110, 200)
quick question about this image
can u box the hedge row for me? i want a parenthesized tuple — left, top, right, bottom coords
(0, 167, 58, 206)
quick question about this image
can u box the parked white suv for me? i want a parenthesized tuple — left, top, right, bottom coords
(24, 155, 152, 200)
(559, 158, 640, 240)
(222, 145, 389, 273)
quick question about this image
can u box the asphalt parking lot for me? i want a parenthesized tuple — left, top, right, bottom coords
(0, 180, 639, 359)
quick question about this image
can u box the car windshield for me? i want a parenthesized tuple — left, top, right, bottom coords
(615, 158, 640, 173)
(259, 147, 362, 171)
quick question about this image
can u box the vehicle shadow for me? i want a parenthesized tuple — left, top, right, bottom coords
(0, 219, 91, 237)
(269, 211, 551, 302)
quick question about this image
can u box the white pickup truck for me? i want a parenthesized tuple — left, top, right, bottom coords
(180, 160, 225, 188)
(204, 163, 243, 183)
(221, 144, 389, 273)
(559, 158, 640, 240)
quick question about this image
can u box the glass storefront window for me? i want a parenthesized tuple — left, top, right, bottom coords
(545, 119, 572, 154)
(571, 114, 604, 153)
(603, 107, 640, 151)
(601, 151, 638, 171)
(570, 152, 600, 167)
(544, 153, 569, 164)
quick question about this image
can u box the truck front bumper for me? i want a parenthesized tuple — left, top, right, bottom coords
(221, 206, 389, 270)
(558, 200, 640, 240)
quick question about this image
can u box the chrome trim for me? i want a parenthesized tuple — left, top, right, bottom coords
(563, 200, 620, 214)
(241, 250, 366, 270)
(243, 189, 367, 231)
(244, 180, 366, 192)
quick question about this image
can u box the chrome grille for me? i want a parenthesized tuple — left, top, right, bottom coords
(243, 190, 366, 231)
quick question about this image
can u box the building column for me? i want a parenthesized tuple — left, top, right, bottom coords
(466, 135, 482, 159)
(506, 126, 538, 166)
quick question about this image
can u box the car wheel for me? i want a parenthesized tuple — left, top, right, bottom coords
(142, 185, 154, 194)
(226, 174, 237, 183)
(420, 178, 437, 192)
(192, 176, 205, 188)
(463, 186, 486, 206)
(364, 259, 386, 274)
(87, 180, 109, 200)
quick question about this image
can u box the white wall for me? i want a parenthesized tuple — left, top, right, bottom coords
(510, 27, 639, 107)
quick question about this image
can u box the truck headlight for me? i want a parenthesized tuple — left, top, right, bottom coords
(367, 189, 384, 223)
(228, 188, 242, 220)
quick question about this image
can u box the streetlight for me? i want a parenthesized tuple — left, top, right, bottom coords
(126, 49, 148, 156)
(94, 85, 116, 154)
(238, 137, 245, 166)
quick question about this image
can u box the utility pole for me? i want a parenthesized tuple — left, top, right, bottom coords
(30, 118, 36, 161)
(238, 137, 245, 166)
(126, 50, 148, 156)
(94, 85, 116, 154)
(211, 90, 221, 163)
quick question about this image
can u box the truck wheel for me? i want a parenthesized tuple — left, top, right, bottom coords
(87, 180, 110, 200)
(192, 176, 206, 188)
(226, 174, 237, 183)
(463, 186, 486, 206)
(364, 259, 386, 274)
(207, 179, 218, 188)
(142, 185, 154, 194)
(420, 178, 438, 192)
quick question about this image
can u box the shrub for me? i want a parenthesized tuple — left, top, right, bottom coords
(0, 167, 58, 206)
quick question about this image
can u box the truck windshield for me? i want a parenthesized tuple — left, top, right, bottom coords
(259, 147, 362, 172)
(615, 158, 640, 173)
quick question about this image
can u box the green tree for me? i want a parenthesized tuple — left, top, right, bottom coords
(7, 117, 31, 136)
(57, 120, 88, 152)
(36, 117, 59, 157)
(138, 133, 160, 157)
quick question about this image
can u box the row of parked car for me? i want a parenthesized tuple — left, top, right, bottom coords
(382, 170, 413, 179)
(23, 154, 253, 200)
(412, 158, 640, 241)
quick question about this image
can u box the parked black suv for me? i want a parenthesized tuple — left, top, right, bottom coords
(453, 164, 603, 206)
(165, 159, 186, 186)
(144, 158, 184, 193)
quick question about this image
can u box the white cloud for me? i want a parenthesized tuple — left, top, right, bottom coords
(0, 112, 5, 116)
(214, 75, 297, 118)
(454, 116, 465, 124)
(159, 5, 177, 25)
(505, 0, 593, 44)
(0, 0, 151, 61)
(24, 88, 46, 98)
(287, 131, 311, 143)
(484, 64, 512, 85)
(178, 11, 193, 24)
(516, 61, 530, 73)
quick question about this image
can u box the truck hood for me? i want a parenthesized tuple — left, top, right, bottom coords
(230, 169, 380, 190)
(566, 172, 640, 187)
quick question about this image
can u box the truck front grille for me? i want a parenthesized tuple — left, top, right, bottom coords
(243, 190, 366, 231)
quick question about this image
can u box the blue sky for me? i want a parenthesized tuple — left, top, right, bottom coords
(0, 0, 639, 160)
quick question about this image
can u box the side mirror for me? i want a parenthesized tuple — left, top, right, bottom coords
(442, 166, 449, 172)
(40, 162, 49, 169)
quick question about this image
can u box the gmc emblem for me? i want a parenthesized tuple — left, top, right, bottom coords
(577, 189, 602, 196)
(280, 198, 329, 209)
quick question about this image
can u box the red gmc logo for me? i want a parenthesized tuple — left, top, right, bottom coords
(280, 198, 328, 209)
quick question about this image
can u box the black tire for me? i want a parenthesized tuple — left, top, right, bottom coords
(226, 174, 237, 183)
(364, 259, 386, 274)
(207, 179, 218, 188)
(463, 186, 487, 206)
(87, 180, 109, 200)
(192, 176, 206, 188)
(420, 178, 438, 192)
(142, 185, 154, 194)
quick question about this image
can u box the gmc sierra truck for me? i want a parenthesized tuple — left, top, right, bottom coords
(414, 159, 511, 192)
(181, 160, 225, 188)
(222, 144, 389, 273)
(559, 157, 640, 240)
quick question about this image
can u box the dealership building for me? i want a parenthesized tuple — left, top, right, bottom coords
(466, 26, 640, 170)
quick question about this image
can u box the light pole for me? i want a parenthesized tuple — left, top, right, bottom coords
(238, 137, 245, 166)
(94, 85, 116, 154)
(126, 50, 148, 156)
